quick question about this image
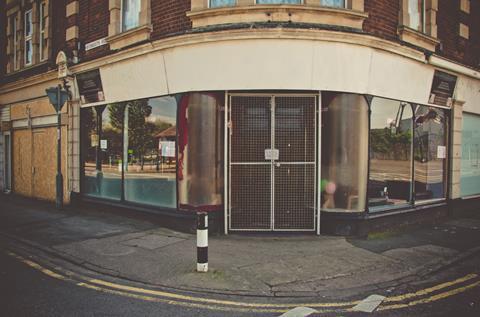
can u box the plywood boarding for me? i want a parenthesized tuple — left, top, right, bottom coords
(13, 129, 33, 197)
(10, 98, 65, 121)
(13, 126, 68, 202)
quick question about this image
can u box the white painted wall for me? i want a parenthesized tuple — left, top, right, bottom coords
(97, 38, 480, 110)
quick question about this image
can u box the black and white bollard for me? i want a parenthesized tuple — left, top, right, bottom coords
(196, 212, 208, 272)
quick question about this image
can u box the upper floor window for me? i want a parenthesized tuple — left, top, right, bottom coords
(39, 2, 47, 61)
(408, 0, 425, 32)
(321, 0, 346, 8)
(210, 0, 236, 8)
(11, 15, 18, 70)
(24, 10, 33, 66)
(122, 0, 141, 31)
(256, 0, 301, 3)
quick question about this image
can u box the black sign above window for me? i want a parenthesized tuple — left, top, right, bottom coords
(429, 70, 457, 107)
(76, 69, 105, 104)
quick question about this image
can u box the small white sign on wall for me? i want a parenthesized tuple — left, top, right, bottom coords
(100, 139, 108, 150)
(437, 145, 446, 159)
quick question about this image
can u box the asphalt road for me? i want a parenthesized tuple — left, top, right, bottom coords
(1, 247, 479, 317)
(0, 250, 259, 317)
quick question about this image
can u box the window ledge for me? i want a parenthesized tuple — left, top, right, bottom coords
(187, 5, 368, 30)
(398, 26, 439, 52)
(107, 25, 152, 51)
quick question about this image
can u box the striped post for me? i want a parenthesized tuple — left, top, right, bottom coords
(196, 212, 208, 272)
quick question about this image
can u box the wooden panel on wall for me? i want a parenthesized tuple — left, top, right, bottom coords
(13, 129, 33, 197)
(12, 126, 68, 202)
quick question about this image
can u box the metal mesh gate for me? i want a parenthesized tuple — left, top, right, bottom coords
(229, 95, 317, 231)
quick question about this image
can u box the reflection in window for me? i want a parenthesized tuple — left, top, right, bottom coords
(256, 0, 301, 4)
(122, 0, 140, 31)
(210, 0, 236, 8)
(408, 0, 424, 32)
(178, 93, 224, 211)
(461, 113, 480, 197)
(124, 97, 177, 208)
(414, 105, 446, 201)
(369, 98, 413, 210)
(24, 10, 33, 65)
(321, 0, 345, 8)
(321, 93, 368, 212)
(82, 105, 123, 200)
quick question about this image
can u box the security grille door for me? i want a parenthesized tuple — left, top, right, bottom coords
(229, 95, 317, 231)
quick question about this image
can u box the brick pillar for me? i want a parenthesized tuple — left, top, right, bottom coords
(449, 100, 464, 200)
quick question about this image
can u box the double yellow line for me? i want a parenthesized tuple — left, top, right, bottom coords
(6, 251, 480, 314)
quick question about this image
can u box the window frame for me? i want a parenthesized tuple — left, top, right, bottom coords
(24, 9, 33, 66)
(39, 1, 46, 62)
(12, 14, 18, 71)
(407, 0, 426, 33)
(121, 0, 141, 32)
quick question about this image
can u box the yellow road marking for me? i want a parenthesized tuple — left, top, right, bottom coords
(7, 251, 66, 281)
(385, 273, 478, 303)
(87, 278, 356, 308)
(77, 282, 293, 313)
(5, 250, 480, 313)
(379, 280, 480, 311)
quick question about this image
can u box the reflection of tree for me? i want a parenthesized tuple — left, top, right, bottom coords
(371, 128, 411, 160)
(108, 100, 173, 170)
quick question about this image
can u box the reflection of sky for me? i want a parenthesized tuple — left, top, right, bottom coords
(148, 96, 177, 124)
(371, 98, 412, 129)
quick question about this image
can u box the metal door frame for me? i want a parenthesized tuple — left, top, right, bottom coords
(226, 93, 319, 232)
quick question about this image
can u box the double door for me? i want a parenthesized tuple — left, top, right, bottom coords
(228, 94, 317, 231)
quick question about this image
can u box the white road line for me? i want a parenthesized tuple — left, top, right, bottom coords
(279, 306, 318, 317)
(351, 294, 386, 313)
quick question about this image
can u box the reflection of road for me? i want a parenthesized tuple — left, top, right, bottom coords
(84, 164, 176, 180)
(370, 159, 445, 183)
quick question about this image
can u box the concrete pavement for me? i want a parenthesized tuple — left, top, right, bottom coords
(1, 194, 479, 300)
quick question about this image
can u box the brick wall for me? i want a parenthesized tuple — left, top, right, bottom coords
(151, 0, 192, 41)
(363, 0, 399, 42)
(0, 0, 6, 82)
(77, 0, 110, 61)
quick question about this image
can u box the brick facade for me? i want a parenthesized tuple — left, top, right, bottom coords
(437, 0, 479, 68)
(363, 0, 399, 42)
(1, 0, 479, 85)
(151, 0, 192, 41)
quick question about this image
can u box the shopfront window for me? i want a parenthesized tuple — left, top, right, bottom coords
(414, 105, 447, 201)
(321, 93, 369, 212)
(124, 97, 177, 208)
(369, 98, 413, 209)
(461, 113, 480, 197)
(81, 95, 178, 208)
(82, 105, 123, 200)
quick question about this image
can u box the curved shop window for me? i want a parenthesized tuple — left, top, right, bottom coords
(413, 105, 447, 202)
(368, 97, 448, 211)
(81, 96, 178, 208)
(369, 98, 413, 209)
(321, 92, 369, 212)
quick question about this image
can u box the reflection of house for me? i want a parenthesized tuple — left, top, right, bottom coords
(155, 126, 176, 160)
(155, 126, 176, 142)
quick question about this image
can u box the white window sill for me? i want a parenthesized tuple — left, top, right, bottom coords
(107, 24, 152, 51)
(398, 26, 440, 52)
(187, 5, 368, 30)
